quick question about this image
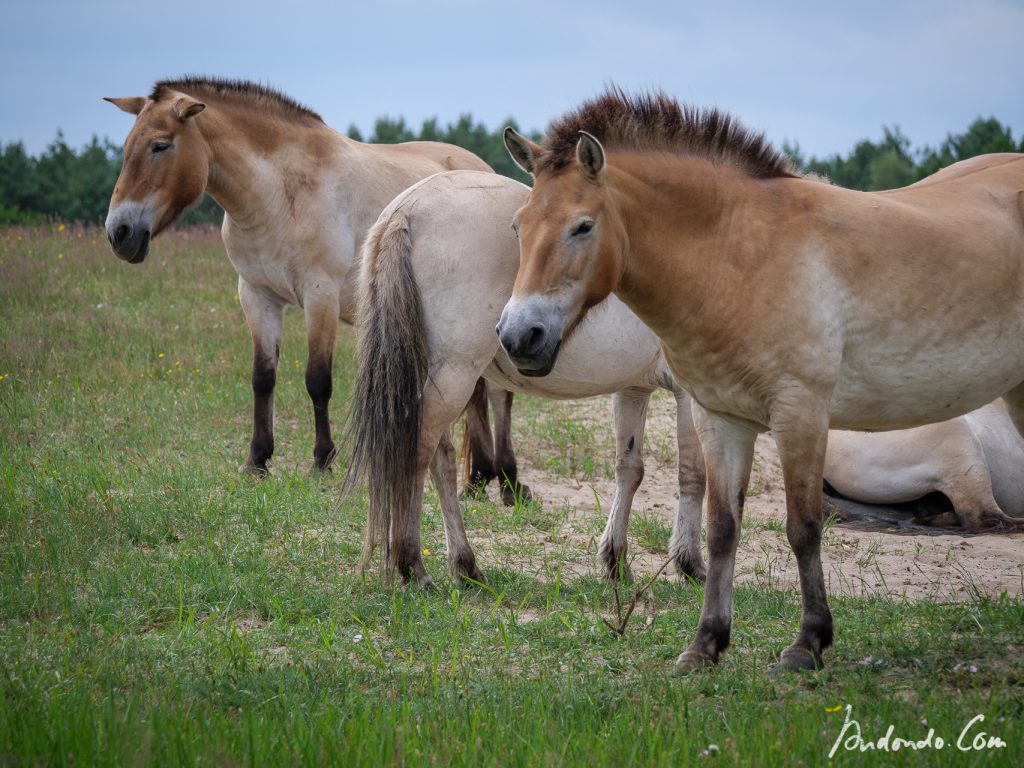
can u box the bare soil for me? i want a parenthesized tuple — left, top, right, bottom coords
(491, 391, 1024, 602)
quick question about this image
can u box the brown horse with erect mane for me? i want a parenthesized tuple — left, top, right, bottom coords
(103, 77, 524, 501)
(499, 89, 1024, 674)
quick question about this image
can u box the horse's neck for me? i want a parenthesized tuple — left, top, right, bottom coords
(611, 157, 741, 328)
(198, 106, 349, 232)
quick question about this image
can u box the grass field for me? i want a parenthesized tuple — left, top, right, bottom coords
(1, 224, 1022, 766)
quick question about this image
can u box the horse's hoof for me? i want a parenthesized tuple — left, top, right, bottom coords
(671, 650, 716, 676)
(501, 482, 532, 507)
(600, 553, 634, 583)
(674, 555, 707, 584)
(459, 566, 487, 587)
(776, 645, 823, 673)
(312, 446, 337, 474)
(460, 481, 490, 502)
(239, 461, 269, 478)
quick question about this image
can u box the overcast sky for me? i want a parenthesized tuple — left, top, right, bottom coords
(2, 0, 1023, 159)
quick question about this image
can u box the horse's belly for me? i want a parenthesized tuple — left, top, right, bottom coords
(830, 339, 1024, 430)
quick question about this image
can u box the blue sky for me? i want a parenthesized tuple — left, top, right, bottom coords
(2, 0, 1023, 159)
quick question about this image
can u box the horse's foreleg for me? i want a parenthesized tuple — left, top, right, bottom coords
(488, 384, 532, 506)
(674, 404, 756, 674)
(462, 379, 496, 499)
(430, 429, 484, 584)
(598, 387, 652, 581)
(239, 279, 283, 476)
(304, 292, 340, 472)
(668, 389, 708, 581)
(771, 395, 834, 672)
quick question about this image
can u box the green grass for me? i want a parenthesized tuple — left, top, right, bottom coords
(2, 225, 1022, 766)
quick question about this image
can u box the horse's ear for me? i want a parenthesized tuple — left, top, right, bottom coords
(104, 97, 146, 116)
(576, 131, 605, 182)
(504, 127, 542, 176)
(173, 97, 206, 121)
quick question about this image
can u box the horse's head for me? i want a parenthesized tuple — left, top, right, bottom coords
(496, 128, 626, 376)
(104, 91, 208, 263)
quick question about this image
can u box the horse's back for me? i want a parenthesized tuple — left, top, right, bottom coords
(367, 140, 492, 175)
(900, 153, 1024, 192)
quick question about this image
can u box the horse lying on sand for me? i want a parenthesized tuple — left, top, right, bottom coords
(826, 399, 1024, 528)
(346, 170, 706, 587)
(103, 76, 522, 487)
(498, 89, 1024, 673)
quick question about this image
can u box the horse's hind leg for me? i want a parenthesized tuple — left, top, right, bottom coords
(430, 429, 485, 584)
(668, 389, 708, 581)
(488, 384, 532, 506)
(303, 291, 340, 472)
(462, 379, 496, 499)
(394, 370, 482, 587)
(598, 387, 652, 581)
(239, 278, 284, 476)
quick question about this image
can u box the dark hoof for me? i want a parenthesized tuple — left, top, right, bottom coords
(600, 548, 634, 583)
(459, 565, 487, 587)
(776, 645, 823, 672)
(501, 481, 532, 507)
(313, 446, 337, 473)
(672, 650, 717, 676)
(240, 460, 269, 478)
(416, 573, 436, 590)
(674, 554, 707, 583)
(460, 480, 490, 502)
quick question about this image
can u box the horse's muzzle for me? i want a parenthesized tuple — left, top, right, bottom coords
(107, 223, 151, 264)
(496, 302, 564, 377)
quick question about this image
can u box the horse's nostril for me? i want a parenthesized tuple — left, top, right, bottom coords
(525, 325, 546, 354)
(113, 223, 130, 245)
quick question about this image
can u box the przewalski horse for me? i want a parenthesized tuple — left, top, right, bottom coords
(103, 77, 519, 481)
(346, 170, 707, 588)
(825, 399, 1024, 526)
(498, 89, 1024, 673)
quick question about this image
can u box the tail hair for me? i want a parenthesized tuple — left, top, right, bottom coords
(343, 209, 428, 581)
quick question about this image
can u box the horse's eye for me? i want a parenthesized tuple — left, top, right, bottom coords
(571, 219, 594, 237)
(151, 142, 172, 155)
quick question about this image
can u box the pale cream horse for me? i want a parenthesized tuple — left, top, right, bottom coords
(498, 90, 1024, 673)
(346, 170, 706, 586)
(104, 77, 517, 478)
(826, 400, 1024, 524)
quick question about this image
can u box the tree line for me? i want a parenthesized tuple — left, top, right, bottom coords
(1, 115, 1021, 227)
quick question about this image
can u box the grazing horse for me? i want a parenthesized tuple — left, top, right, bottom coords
(825, 400, 1024, 526)
(347, 170, 707, 587)
(103, 76, 515, 479)
(498, 90, 1024, 673)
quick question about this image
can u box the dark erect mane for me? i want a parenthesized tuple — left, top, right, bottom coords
(150, 76, 324, 124)
(540, 88, 795, 179)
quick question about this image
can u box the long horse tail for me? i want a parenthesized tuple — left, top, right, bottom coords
(344, 207, 428, 581)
